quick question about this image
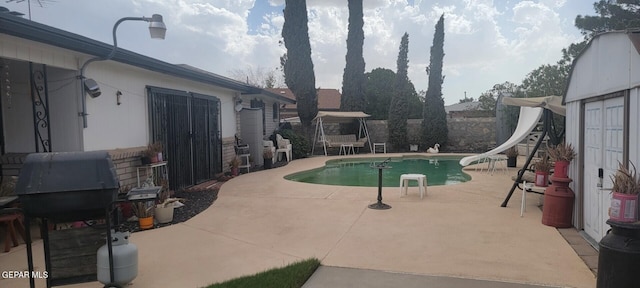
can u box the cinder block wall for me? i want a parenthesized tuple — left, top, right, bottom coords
(298, 117, 497, 153)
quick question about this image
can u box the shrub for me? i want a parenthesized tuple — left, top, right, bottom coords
(273, 128, 310, 160)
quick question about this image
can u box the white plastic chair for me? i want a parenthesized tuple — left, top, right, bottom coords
(276, 134, 292, 162)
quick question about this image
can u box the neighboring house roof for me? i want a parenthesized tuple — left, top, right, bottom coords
(177, 65, 294, 104)
(0, 13, 293, 103)
(445, 101, 481, 113)
(267, 88, 341, 110)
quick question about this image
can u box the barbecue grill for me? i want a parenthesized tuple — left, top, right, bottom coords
(15, 151, 120, 288)
(15, 151, 119, 221)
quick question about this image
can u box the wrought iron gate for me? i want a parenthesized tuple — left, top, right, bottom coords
(148, 87, 221, 190)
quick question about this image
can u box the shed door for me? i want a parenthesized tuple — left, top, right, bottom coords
(583, 97, 624, 242)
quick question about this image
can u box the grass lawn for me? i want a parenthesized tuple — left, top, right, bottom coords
(204, 258, 320, 288)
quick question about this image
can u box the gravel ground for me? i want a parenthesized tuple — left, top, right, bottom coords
(117, 187, 219, 232)
(118, 160, 289, 232)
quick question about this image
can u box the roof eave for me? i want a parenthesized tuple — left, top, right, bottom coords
(0, 13, 255, 93)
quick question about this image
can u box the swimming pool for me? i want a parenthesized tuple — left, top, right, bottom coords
(284, 156, 471, 187)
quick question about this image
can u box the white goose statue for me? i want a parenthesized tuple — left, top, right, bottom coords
(426, 143, 440, 154)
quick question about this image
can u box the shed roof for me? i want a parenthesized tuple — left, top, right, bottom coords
(563, 29, 640, 104)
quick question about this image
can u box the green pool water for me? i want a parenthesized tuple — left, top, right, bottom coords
(284, 156, 471, 187)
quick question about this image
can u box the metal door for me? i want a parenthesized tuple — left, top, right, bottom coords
(191, 94, 221, 184)
(148, 87, 220, 190)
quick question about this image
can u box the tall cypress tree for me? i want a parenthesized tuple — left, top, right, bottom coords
(341, 0, 365, 112)
(421, 14, 448, 149)
(282, 0, 318, 136)
(340, 0, 366, 134)
(388, 33, 410, 151)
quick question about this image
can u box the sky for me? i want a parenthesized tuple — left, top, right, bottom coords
(4, 0, 596, 105)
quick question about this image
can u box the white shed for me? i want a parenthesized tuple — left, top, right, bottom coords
(564, 30, 640, 243)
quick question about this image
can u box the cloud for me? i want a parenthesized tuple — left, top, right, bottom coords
(4, 0, 591, 105)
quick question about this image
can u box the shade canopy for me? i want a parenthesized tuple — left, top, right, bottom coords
(313, 111, 371, 123)
(502, 95, 565, 116)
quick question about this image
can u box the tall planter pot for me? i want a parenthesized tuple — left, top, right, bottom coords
(507, 156, 517, 168)
(542, 176, 574, 228)
(597, 220, 640, 288)
(264, 159, 273, 169)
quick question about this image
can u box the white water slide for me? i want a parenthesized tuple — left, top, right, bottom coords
(459, 106, 543, 166)
(459, 95, 565, 167)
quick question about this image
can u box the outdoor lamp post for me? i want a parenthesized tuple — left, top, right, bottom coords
(79, 14, 167, 128)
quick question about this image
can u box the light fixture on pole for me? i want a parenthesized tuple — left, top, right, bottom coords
(79, 14, 167, 128)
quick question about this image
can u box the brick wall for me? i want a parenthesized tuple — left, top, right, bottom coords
(107, 147, 148, 191)
(221, 137, 236, 173)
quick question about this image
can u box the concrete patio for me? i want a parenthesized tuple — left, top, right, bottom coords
(0, 154, 596, 287)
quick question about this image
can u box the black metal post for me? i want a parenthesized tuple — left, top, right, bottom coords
(369, 162, 391, 210)
(24, 215, 35, 288)
(41, 218, 51, 288)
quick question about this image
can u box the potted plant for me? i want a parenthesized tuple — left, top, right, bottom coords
(547, 141, 576, 178)
(533, 156, 552, 187)
(148, 142, 163, 163)
(609, 162, 640, 222)
(229, 156, 241, 176)
(141, 142, 163, 164)
(132, 202, 154, 230)
(506, 147, 518, 167)
(263, 148, 273, 169)
(153, 179, 183, 224)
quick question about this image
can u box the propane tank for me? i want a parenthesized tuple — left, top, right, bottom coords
(97, 230, 138, 286)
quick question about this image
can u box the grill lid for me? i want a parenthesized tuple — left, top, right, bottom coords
(15, 151, 119, 195)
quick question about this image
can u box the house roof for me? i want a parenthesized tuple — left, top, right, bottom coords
(0, 13, 291, 103)
(266, 88, 341, 110)
(445, 101, 481, 113)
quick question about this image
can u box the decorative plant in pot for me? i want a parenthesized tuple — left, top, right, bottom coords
(541, 141, 577, 228)
(229, 156, 241, 176)
(153, 179, 184, 224)
(132, 202, 154, 230)
(141, 142, 163, 164)
(547, 141, 576, 178)
(609, 162, 640, 222)
(505, 147, 518, 167)
(263, 148, 273, 169)
(533, 156, 552, 187)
